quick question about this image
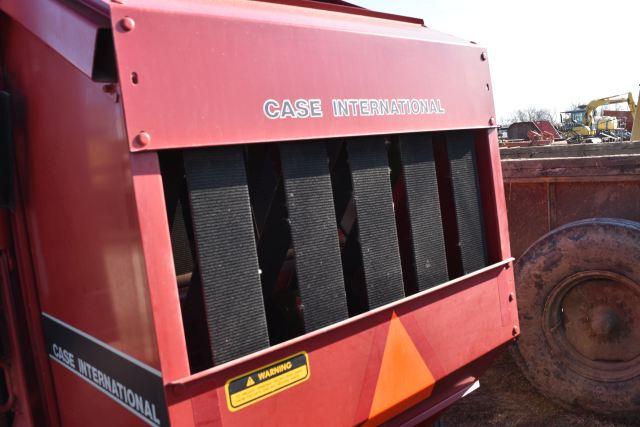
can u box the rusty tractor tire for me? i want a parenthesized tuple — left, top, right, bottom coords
(511, 218, 640, 417)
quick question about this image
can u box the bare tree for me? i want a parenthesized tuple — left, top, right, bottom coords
(504, 107, 556, 126)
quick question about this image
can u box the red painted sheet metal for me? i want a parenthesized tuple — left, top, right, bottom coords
(110, 0, 494, 151)
(0, 0, 109, 78)
(78, 0, 421, 24)
(166, 262, 516, 425)
(129, 152, 194, 423)
(6, 158, 61, 425)
(533, 120, 562, 139)
(0, 252, 37, 426)
(4, 21, 162, 426)
(74, 0, 111, 17)
(483, 130, 513, 261)
(248, 0, 424, 24)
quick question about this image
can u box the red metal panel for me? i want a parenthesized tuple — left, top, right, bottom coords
(49, 364, 144, 426)
(476, 129, 513, 262)
(0, 251, 37, 425)
(502, 145, 640, 258)
(533, 120, 562, 139)
(245, 0, 424, 24)
(166, 262, 515, 426)
(0, 0, 109, 78)
(7, 170, 60, 426)
(554, 181, 640, 226)
(129, 152, 194, 426)
(5, 20, 159, 426)
(475, 129, 517, 330)
(504, 183, 549, 259)
(109, 0, 495, 151)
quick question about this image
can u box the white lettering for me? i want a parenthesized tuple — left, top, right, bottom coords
(263, 99, 324, 119)
(370, 99, 380, 116)
(144, 400, 153, 419)
(52, 344, 76, 369)
(333, 99, 347, 117)
(280, 100, 296, 118)
(54, 351, 160, 425)
(347, 99, 359, 117)
(263, 99, 279, 120)
(398, 99, 409, 114)
(264, 97, 446, 119)
(430, 99, 438, 114)
(390, 99, 399, 115)
(126, 389, 136, 406)
(134, 393, 145, 414)
(309, 99, 323, 118)
(294, 99, 310, 118)
(91, 366, 99, 383)
(411, 99, 421, 114)
(152, 404, 160, 424)
(359, 99, 370, 116)
(379, 99, 390, 115)
(78, 358, 89, 376)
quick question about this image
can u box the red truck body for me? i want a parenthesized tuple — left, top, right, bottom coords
(0, 1, 517, 425)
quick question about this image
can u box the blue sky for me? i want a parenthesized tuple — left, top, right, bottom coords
(351, 0, 640, 122)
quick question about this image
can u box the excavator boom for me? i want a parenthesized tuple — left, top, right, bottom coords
(584, 92, 636, 126)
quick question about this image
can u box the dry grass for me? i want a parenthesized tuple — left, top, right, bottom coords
(441, 347, 637, 426)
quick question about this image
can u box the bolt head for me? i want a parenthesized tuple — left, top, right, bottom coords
(489, 117, 496, 126)
(102, 83, 117, 94)
(121, 17, 136, 32)
(508, 292, 515, 302)
(512, 325, 519, 336)
(135, 131, 151, 147)
(481, 51, 487, 61)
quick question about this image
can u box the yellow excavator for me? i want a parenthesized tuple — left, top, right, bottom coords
(561, 92, 637, 139)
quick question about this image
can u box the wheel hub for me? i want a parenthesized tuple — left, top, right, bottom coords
(589, 305, 620, 337)
(543, 270, 640, 382)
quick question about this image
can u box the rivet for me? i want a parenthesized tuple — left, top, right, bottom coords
(508, 292, 515, 302)
(481, 51, 487, 61)
(135, 131, 151, 147)
(512, 325, 519, 336)
(489, 117, 496, 126)
(121, 17, 136, 32)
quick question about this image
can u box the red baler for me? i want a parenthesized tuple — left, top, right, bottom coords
(0, 1, 517, 425)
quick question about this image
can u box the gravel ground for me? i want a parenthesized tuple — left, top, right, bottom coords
(441, 347, 638, 426)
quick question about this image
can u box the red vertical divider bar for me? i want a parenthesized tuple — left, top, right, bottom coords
(473, 129, 511, 263)
(130, 152, 195, 426)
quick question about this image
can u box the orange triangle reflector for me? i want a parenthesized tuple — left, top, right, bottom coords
(365, 312, 435, 426)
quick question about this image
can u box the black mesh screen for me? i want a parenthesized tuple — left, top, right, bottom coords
(160, 131, 490, 370)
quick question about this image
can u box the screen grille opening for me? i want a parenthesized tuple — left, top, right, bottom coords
(159, 130, 490, 372)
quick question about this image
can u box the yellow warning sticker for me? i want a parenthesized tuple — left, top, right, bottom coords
(225, 352, 310, 412)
